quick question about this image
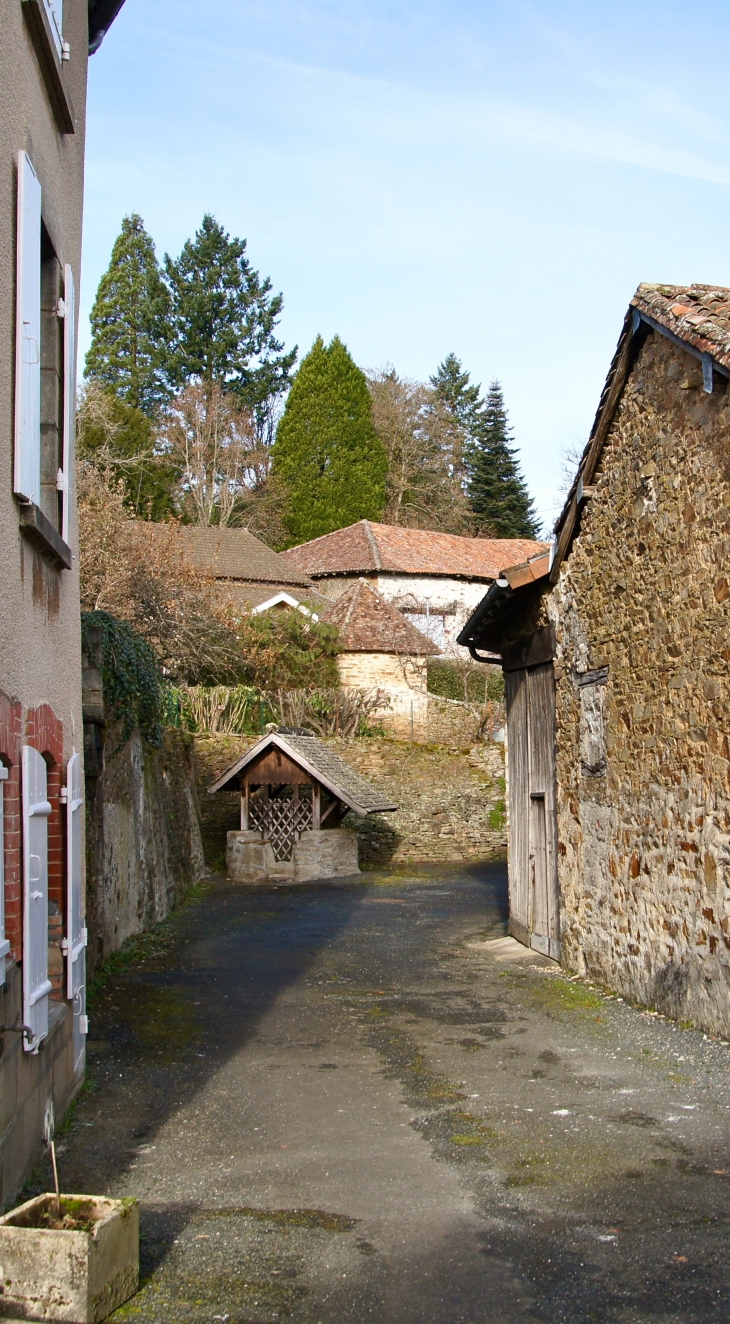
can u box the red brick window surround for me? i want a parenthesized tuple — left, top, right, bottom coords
(0, 694, 22, 962)
(26, 704, 64, 997)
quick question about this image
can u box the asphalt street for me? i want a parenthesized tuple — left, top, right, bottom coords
(38, 863, 730, 1323)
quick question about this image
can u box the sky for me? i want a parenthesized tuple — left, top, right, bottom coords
(82, 1, 730, 533)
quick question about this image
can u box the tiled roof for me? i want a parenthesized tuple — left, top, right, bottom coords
(632, 283, 730, 372)
(552, 281, 730, 576)
(280, 521, 547, 581)
(322, 580, 441, 656)
(209, 732, 397, 816)
(176, 527, 313, 588)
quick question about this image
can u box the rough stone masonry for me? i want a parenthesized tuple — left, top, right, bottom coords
(549, 328, 730, 1035)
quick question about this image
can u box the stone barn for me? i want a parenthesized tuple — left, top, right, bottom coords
(210, 728, 396, 882)
(459, 283, 730, 1036)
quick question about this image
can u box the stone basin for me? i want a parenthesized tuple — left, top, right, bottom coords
(0, 1194, 138, 1322)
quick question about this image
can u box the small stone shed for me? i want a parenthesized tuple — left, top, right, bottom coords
(458, 282, 730, 1036)
(322, 579, 440, 738)
(209, 729, 397, 882)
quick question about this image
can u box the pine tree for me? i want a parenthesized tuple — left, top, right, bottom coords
(430, 353, 482, 433)
(163, 214, 297, 418)
(272, 336, 387, 544)
(468, 381, 540, 538)
(85, 214, 170, 416)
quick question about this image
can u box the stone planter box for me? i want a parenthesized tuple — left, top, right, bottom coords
(0, 1194, 139, 1322)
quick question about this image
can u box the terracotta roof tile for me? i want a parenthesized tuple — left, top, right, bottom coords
(176, 526, 313, 587)
(322, 580, 441, 655)
(281, 520, 547, 581)
(632, 283, 730, 373)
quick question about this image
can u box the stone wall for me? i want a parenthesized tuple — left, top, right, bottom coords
(83, 632, 205, 974)
(550, 330, 730, 1034)
(194, 734, 507, 872)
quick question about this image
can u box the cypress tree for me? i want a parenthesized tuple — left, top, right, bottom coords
(468, 381, 540, 538)
(163, 214, 297, 418)
(85, 214, 170, 416)
(272, 335, 387, 544)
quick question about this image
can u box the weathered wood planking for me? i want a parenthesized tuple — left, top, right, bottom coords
(505, 669, 530, 940)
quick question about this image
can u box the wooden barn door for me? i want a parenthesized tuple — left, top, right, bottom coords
(505, 661, 560, 960)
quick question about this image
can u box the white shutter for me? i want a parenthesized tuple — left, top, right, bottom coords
(60, 263, 75, 543)
(14, 153, 42, 505)
(22, 747, 52, 1053)
(63, 751, 87, 1067)
(42, 0, 63, 58)
(0, 767, 10, 985)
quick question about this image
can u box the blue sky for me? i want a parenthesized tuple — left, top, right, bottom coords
(83, 1, 730, 532)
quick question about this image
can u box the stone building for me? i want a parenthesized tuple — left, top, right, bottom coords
(459, 283, 730, 1035)
(322, 578, 440, 739)
(281, 519, 546, 653)
(177, 526, 328, 617)
(0, 0, 126, 1203)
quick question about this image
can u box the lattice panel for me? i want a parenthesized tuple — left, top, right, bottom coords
(249, 792, 313, 861)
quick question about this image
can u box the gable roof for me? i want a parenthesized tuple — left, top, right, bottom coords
(322, 580, 441, 656)
(176, 527, 314, 589)
(552, 282, 730, 583)
(280, 520, 547, 582)
(209, 731, 397, 816)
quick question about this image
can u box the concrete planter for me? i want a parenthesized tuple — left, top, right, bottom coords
(0, 1194, 138, 1322)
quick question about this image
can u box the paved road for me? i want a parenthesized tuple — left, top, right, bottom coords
(42, 864, 730, 1322)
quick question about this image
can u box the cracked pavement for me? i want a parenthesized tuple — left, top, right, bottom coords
(32, 862, 730, 1322)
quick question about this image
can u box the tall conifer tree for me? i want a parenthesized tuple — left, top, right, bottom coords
(430, 353, 481, 434)
(468, 381, 540, 538)
(85, 214, 170, 416)
(272, 336, 387, 544)
(163, 215, 297, 419)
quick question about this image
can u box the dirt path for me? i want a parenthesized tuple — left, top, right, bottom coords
(34, 864, 730, 1322)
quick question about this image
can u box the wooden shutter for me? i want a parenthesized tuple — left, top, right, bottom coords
(22, 746, 52, 1053)
(0, 767, 10, 984)
(14, 152, 42, 505)
(60, 263, 75, 543)
(63, 751, 87, 1067)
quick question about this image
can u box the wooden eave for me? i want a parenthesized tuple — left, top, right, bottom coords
(551, 297, 730, 584)
(208, 734, 396, 818)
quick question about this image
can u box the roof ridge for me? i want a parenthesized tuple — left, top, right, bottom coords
(361, 520, 383, 570)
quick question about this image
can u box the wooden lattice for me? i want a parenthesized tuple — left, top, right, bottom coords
(249, 790, 313, 861)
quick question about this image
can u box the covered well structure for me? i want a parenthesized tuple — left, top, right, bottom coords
(209, 729, 397, 882)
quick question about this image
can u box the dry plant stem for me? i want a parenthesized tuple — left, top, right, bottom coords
(50, 1140, 61, 1219)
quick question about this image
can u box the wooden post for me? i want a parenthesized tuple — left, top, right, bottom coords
(241, 780, 249, 830)
(312, 782, 321, 831)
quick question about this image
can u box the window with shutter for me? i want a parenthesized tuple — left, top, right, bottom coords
(22, 746, 52, 1053)
(60, 263, 75, 544)
(0, 767, 10, 985)
(15, 153, 42, 506)
(62, 751, 87, 1068)
(42, 0, 63, 58)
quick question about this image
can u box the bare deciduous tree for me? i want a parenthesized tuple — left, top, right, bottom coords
(367, 369, 473, 534)
(156, 381, 256, 527)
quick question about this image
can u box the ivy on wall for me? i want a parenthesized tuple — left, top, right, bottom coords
(82, 610, 167, 747)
